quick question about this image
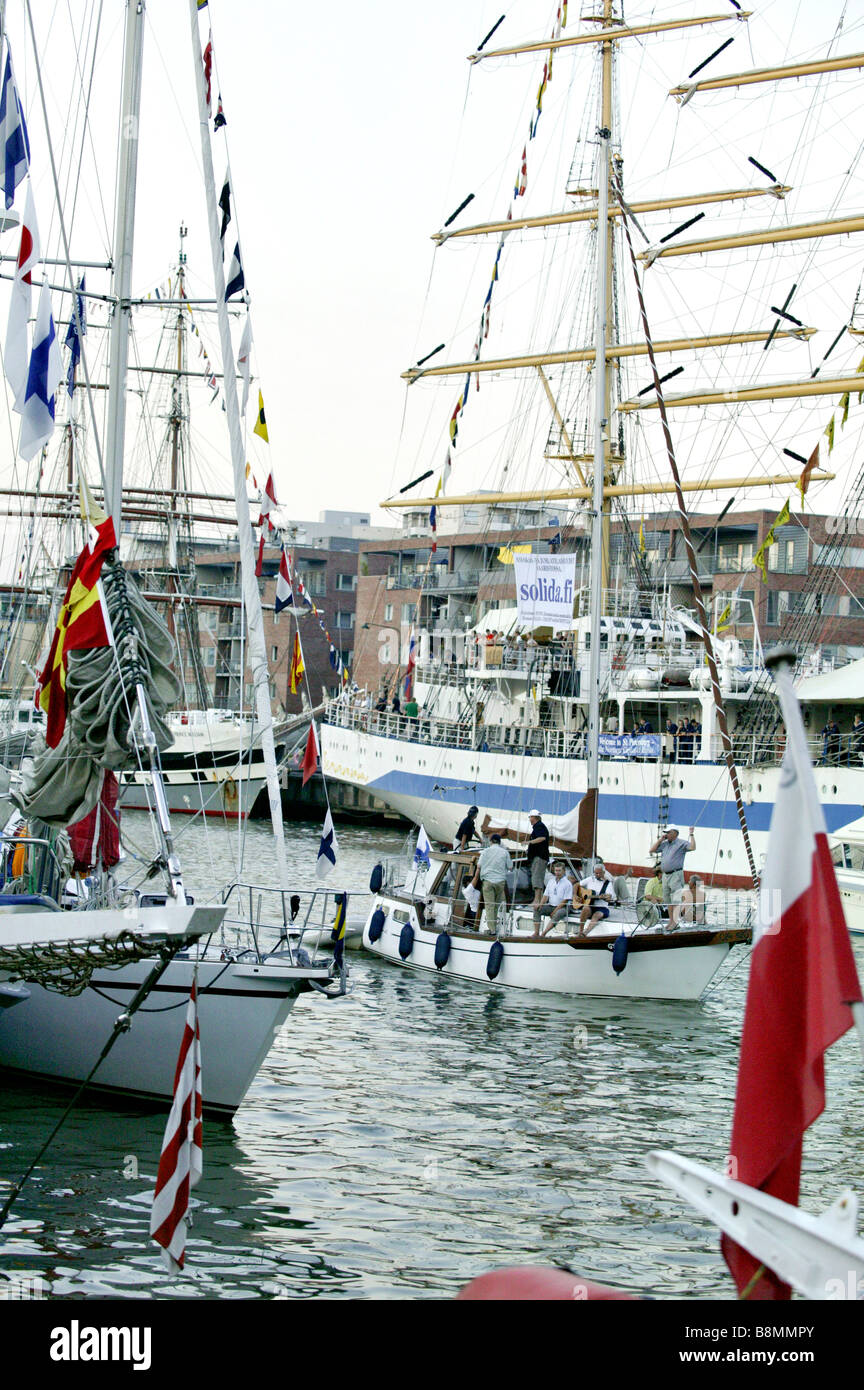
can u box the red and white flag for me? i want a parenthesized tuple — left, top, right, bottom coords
(5, 178, 39, 412)
(722, 658, 862, 1300)
(259, 471, 277, 523)
(150, 982, 203, 1273)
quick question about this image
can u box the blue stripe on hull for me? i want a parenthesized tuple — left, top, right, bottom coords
(365, 766, 861, 835)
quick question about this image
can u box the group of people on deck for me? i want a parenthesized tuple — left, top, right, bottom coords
(450, 807, 706, 936)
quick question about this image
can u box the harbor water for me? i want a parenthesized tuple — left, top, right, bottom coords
(1, 813, 863, 1300)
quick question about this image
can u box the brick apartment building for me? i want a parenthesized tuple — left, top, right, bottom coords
(352, 503, 864, 694)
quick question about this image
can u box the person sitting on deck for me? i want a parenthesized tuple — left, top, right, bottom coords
(637, 864, 666, 928)
(577, 859, 616, 934)
(679, 873, 706, 925)
(533, 859, 573, 938)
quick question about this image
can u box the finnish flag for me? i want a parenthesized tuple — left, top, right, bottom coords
(18, 280, 62, 462)
(0, 52, 30, 210)
(414, 824, 431, 868)
(316, 809, 338, 880)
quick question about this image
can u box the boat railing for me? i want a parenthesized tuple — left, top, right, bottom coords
(0, 833, 68, 907)
(215, 881, 363, 962)
(324, 701, 860, 772)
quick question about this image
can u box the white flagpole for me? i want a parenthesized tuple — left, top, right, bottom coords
(187, 0, 289, 892)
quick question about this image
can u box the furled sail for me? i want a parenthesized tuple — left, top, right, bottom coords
(14, 559, 181, 827)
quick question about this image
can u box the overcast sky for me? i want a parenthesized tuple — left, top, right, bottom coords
(1, 0, 863, 549)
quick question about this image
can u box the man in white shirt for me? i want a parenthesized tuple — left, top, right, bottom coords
(473, 834, 512, 934)
(578, 859, 616, 933)
(533, 859, 573, 937)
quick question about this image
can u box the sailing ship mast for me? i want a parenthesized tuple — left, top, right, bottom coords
(186, 0, 290, 891)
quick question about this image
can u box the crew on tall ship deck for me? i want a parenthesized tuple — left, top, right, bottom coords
(533, 859, 573, 938)
(453, 805, 480, 852)
(820, 718, 841, 766)
(649, 826, 695, 928)
(526, 809, 550, 909)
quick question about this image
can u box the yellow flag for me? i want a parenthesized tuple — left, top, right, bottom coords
(752, 500, 791, 577)
(497, 544, 531, 565)
(639, 517, 646, 556)
(825, 415, 835, 453)
(714, 602, 732, 634)
(841, 392, 850, 428)
(254, 390, 269, 443)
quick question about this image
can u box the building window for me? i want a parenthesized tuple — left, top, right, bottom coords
(203, 647, 216, 667)
(384, 603, 394, 621)
(335, 611, 355, 630)
(271, 645, 278, 662)
(273, 612, 280, 626)
(401, 603, 416, 623)
(335, 573, 357, 591)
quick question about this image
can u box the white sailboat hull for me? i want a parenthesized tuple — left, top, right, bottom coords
(118, 766, 267, 819)
(363, 901, 737, 1001)
(0, 952, 328, 1114)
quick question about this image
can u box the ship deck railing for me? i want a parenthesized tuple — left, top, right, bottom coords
(325, 700, 851, 770)
(214, 881, 362, 963)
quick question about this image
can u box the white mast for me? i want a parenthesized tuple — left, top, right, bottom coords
(104, 0, 145, 533)
(187, 0, 289, 891)
(586, 122, 611, 801)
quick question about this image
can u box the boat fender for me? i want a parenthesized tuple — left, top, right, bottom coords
(368, 907, 386, 943)
(486, 939, 504, 980)
(398, 923, 415, 959)
(369, 863, 384, 893)
(434, 931, 452, 970)
(612, 931, 628, 975)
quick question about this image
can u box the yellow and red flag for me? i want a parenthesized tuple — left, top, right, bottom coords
(36, 484, 116, 747)
(289, 633, 305, 695)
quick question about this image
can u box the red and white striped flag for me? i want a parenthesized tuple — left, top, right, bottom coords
(150, 982, 203, 1272)
(722, 656, 862, 1300)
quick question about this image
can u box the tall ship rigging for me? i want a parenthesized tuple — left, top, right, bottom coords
(322, 0, 864, 893)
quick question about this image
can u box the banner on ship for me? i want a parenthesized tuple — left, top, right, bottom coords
(513, 554, 576, 628)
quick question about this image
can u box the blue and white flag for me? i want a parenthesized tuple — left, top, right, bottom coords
(225, 241, 244, 300)
(316, 809, 338, 880)
(64, 275, 86, 397)
(414, 824, 431, 868)
(18, 280, 62, 462)
(0, 51, 30, 210)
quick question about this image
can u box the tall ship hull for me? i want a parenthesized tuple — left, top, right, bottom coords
(322, 706, 864, 889)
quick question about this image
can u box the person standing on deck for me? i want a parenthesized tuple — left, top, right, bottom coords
(526, 809, 551, 910)
(473, 834, 512, 935)
(649, 826, 695, 928)
(453, 805, 480, 852)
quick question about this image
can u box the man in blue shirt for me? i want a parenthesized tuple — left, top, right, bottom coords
(648, 826, 695, 927)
